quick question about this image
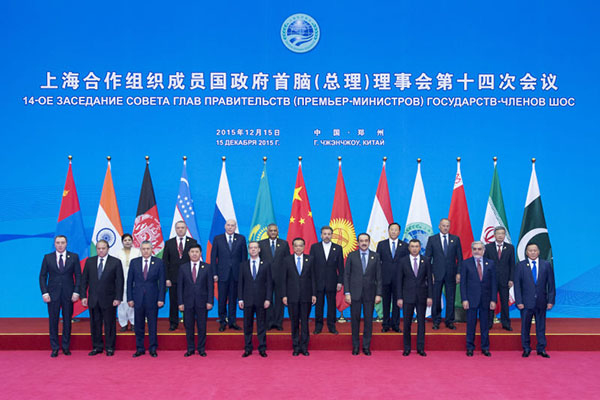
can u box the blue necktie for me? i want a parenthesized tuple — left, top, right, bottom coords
(98, 258, 104, 280)
(271, 241, 276, 257)
(296, 257, 302, 275)
(252, 260, 257, 280)
(391, 241, 396, 258)
(228, 235, 233, 251)
(58, 254, 64, 272)
(532, 261, 537, 284)
(443, 235, 448, 255)
(361, 253, 367, 274)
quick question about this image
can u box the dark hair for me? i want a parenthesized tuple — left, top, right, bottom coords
(292, 237, 305, 245)
(96, 239, 110, 248)
(357, 232, 370, 241)
(525, 242, 539, 251)
(389, 222, 401, 230)
(121, 233, 133, 241)
(54, 235, 67, 242)
(321, 225, 333, 233)
(408, 239, 421, 246)
(188, 243, 202, 252)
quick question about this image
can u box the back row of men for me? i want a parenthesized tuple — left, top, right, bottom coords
(39, 218, 555, 359)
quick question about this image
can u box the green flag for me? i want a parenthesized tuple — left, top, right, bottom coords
(248, 162, 276, 242)
(480, 162, 511, 243)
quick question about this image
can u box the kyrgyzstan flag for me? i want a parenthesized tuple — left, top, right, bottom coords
(330, 157, 358, 312)
(287, 157, 317, 251)
(132, 157, 164, 257)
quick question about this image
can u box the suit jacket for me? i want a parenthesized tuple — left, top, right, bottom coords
(238, 258, 273, 307)
(211, 233, 248, 282)
(460, 257, 497, 309)
(177, 261, 214, 308)
(376, 239, 410, 285)
(281, 254, 316, 303)
(81, 255, 124, 308)
(514, 259, 555, 309)
(163, 236, 198, 283)
(258, 238, 290, 288)
(127, 256, 166, 306)
(39, 251, 81, 299)
(397, 255, 433, 304)
(344, 250, 382, 302)
(484, 242, 515, 285)
(310, 241, 344, 292)
(425, 233, 463, 281)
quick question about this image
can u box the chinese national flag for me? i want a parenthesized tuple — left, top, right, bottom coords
(330, 159, 358, 312)
(287, 160, 318, 252)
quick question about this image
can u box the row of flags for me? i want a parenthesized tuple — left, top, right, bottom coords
(55, 156, 552, 317)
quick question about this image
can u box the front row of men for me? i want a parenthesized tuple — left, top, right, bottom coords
(40, 223, 555, 358)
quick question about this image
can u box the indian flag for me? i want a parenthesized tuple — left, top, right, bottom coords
(91, 158, 124, 257)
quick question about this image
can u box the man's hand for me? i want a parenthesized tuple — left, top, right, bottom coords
(397, 299, 403, 308)
(345, 294, 351, 305)
(462, 300, 469, 310)
(547, 303, 553, 310)
(336, 283, 342, 292)
(178, 305, 184, 312)
(128, 301, 134, 307)
(426, 298, 433, 307)
(157, 301, 164, 308)
(71, 293, 80, 302)
(311, 296, 316, 305)
(490, 301, 496, 311)
(207, 303, 213, 310)
(42, 294, 51, 303)
(375, 295, 382, 304)
(238, 300, 244, 309)
(213, 275, 218, 282)
(264, 300, 270, 309)
(282, 297, 288, 306)
(517, 303, 524, 310)
(166, 280, 172, 287)
(81, 298, 88, 307)
(456, 274, 461, 284)
(508, 280, 514, 288)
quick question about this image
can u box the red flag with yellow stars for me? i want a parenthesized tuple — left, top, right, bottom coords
(287, 158, 317, 252)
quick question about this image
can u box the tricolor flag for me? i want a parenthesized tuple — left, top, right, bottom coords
(132, 158, 164, 257)
(55, 157, 89, 317)
(90, 158, 123, 257)
(168, 157, 201, 242)
(517, 159, 553, 263)
(248, 159, 276, 242)
(330, 158, 357, 312)
(287, 158, 317, 251)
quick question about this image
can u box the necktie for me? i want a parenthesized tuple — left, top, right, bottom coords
(252, 260, 257, 280)
(392, 240, 396, 258)
(98, 258, 104, 280)
(143, 259, 149, 280)
(178, 238, 184, 258)
(443, 235, 448, 255)
(413, 257, 419, 277)
(296, 257, 302, 275)
(497, 245, 502, 259)
(271, 241, 276, 257)
(192, 263, 197, 283)
(58, 254, 64, 272)
(477, 258, 483, 281)
(532, 261, 537, 284)
(228, 235, 233, 251)
(361, 253, 367, 274)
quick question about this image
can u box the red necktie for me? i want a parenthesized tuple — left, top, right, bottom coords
(178, 238, 184, 258)
(497, 245, 502, 259)
(192, 263, 197, 283)
(477, 258, 483, 281)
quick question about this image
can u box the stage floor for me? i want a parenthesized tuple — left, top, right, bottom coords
(1, 318, 598, 351)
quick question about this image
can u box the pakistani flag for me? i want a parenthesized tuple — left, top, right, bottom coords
(517, 160, 552, 263)
(480, 160, 511, 244)
(248, 161, 276, 242)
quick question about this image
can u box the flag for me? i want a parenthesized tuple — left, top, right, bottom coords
(55, 157, 89, 317)
(517, 160, 552, 263)
(90, 158, 123, 258)
(448, 159, 474, 308)
(168, 158, 201, 241)
(248, 160, 276, 242)
(287, 158, 317, 251)
(132, 159, 164, 257)
(330, 158, 357, 312)
(366, 158, 393, 317)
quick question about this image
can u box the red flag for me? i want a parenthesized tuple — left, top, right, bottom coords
(287, 159, 317, 252)
(330, 158, 357, 312)
(448, 158, 474, 306)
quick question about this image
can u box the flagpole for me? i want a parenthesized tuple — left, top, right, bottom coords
(493, 156, 497, 168)
(145, 155, 149, 164)
(336, 156, 348, 324)
(183, 155, 187, 165)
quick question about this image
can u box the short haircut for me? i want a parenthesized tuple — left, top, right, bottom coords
(321, 225, 333, 233)
(175, 220, 187, 227)
(471, 240, 485, 249)
(121, 233, 133, 241)
(54, 235, 67, 242)
(141, 240, 152, 247)
(96, 239, 110, 248)
(248, 241, 260, 247)
(267, 223, 278, 229)
(292, 237, 305, 245)
(408, 239, 421, 246)
(357, 232, 370, 241)
(526, 242, 539, 251)
(494, 226, 506, 234)
(388, 222, 401, 230)
(188, 243, 202, 252)
(440, 218, 450, 224)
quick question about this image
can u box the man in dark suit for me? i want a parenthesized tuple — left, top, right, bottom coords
(178, 244, 214, 357)
(127, 240, 166, 358)
(376, 222, 409, 333)
(81, 239, 124, 356)
(514, 243, 555, 358)
(397, 239, 433, 356)
(258, 223, 290, 331)
(425, 218, 463, 330)
(344, 233, 382, 356)
(460, 241, 497, 357)
(39, 235, 81, 357)
(282, 238, 316, 356)
(310, 225, 344, 335)
(238, 241, 272, 357)
(484, 226, 515, 331)
(163, 220, 198, 331)
(211, 219, 247, 331)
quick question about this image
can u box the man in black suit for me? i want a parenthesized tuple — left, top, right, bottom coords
(238, 241, 272, 357)
(310, 225, 344, 335)
(212, 219, 247, 331)
(397, 239, 432, 356)
(282, 238, 316, 356)
(178, 244, 214, 357)
(483, 226, 515, 331)
(425, 218, 463, 330)
(163, 220, 198, 331)
(127, 240, 166, 358)
(258, 223, 290, 331)
(514, 243, 556, 358)
(81, 239, 124, 356)
(460, 241, 497, 357)
(344, 233, 382, 356)
(39, 235, 81, 357)
(376, 222, 409, 333)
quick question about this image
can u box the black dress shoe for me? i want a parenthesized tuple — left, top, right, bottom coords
(259, 351, 268, 358)
(230, 324, 242, 331)
(522, 350, 531, 358)
(242, 351, 252, 358)
(199, 351, 207, 357)
(402, 350, 410, 356)
(130, 325, 134, 331)
(132, 351, 145, 358)
(62, 349, 71, 356)
(466, 350, 474, 357)
(150, 351, 158, 357)
(219, 325, 226, 332)
(106, 350, 114, 356)
(88, 349, 102, 356)
(392, 326, 401, 333)
(363, 349, 371, 356)
(381, 326, 390, 333)
(184, 350, 195, 357)
(329, 329, 339, 335)
(51, 350, 59, 358)
(537, 351, 550, 358)
(120, 326, 128, 332)
(169, 325, 177, 331)
(503, 326, 513, 331)
(432, 324, 440, 330)
(417, 350, 427, 357)
(276, 326, 284, 331)
(446, 323, 457, 330)
(293, 351, 299, 356)
(482, 349, 492, 357)
(313, 328, 322, 335)
(352, 348, 360, 356)
(302, 351, 310, 356)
